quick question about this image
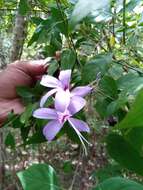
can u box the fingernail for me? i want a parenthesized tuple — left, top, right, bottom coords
(35, 75, 43, 81)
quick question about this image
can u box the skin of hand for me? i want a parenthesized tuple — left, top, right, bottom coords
(0, 60, 47, 126)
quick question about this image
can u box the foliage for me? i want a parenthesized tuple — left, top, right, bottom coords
(2, 0, 143, 189)
(92, 177, 143, 190)
(17, 164, 60, 190)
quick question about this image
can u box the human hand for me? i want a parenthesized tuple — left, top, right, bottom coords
(0, 60, 47, 125)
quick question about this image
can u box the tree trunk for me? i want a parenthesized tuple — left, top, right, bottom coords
(10, 10, 28, 62)
(0, 37, 7, 69)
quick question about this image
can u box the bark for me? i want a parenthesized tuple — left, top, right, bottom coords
(10, 10, 28, 62)
(0, 38, 7, 69)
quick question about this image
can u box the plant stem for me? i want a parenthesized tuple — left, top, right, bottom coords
(69, 149, 82, 190)
(55, 0, 81, 69)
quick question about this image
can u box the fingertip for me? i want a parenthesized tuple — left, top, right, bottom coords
(26, 60, 48, 76)
(11, 60, 48, 76)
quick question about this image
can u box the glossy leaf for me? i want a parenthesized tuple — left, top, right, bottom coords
(17, 164, 60, 190)
(93, 177, 143, 190)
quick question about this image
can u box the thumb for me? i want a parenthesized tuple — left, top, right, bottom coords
(9, 60, 48, 77)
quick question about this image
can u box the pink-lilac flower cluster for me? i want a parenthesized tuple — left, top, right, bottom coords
(33, 70, 92, 146)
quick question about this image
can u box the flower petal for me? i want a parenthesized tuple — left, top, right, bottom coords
(68, 96, 86, 115)
(55, 89, 71, 112)
(43, 120, 63, 141)
(71, 86, 92, 97)
(58, 70, 71, 89)
(68, 118, 90, 132)
(33, 108, 58, 120)
(40, 75, 62, 88)
(40, 89, 57, 107)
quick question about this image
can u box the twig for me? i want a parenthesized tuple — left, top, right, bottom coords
(68, 149, 82, 190)
(114, 60, 143, 75)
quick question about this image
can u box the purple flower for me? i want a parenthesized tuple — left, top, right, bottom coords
(40, 70, 92, 107)
(33, 95, 90, 153)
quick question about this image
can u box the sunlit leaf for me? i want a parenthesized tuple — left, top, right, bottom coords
(70, 0, 109, 25)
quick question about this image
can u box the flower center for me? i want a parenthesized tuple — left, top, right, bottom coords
(61, 114, 69, 123)
(58, 111, 71, 124)
(64, 85, 69, 91)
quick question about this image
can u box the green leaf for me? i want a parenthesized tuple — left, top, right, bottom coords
(106, 133, 143, 175)
(108, 64, 124, 80)
(16, 86, 34, 99)
(26, 129, 47, 145)
(48, 60, 59, 75)
(95, 98, 111, 118)
(0, 0, 4, 8)
(106, 93, 128, 116)
(20, 103, 37, 124)
(82, 54, 112, 84)
(19, 0, 30, 16)
(2, 112, 17, 128)
(5, 132, 15, 149)
(30, 17, 44, 25)
(63, 161, 73, 173)
(117, 73, 143, 95)
(93, 177, 143, 190)
(91, 164, 122, 183)
(21, 127, 31, 143)
(12, 116, 24, 129)
(125, 127, 143, 153)
(61, 49, 76, 70)
(99, 76, 118, 99)
(17, 164, 60, 190)
(117, 89, 143, 129)
(28, 26, 43, 46)
(51, 7, 68, 36)
(50, 32, 62, 51)
(126, 0, 141, 12)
